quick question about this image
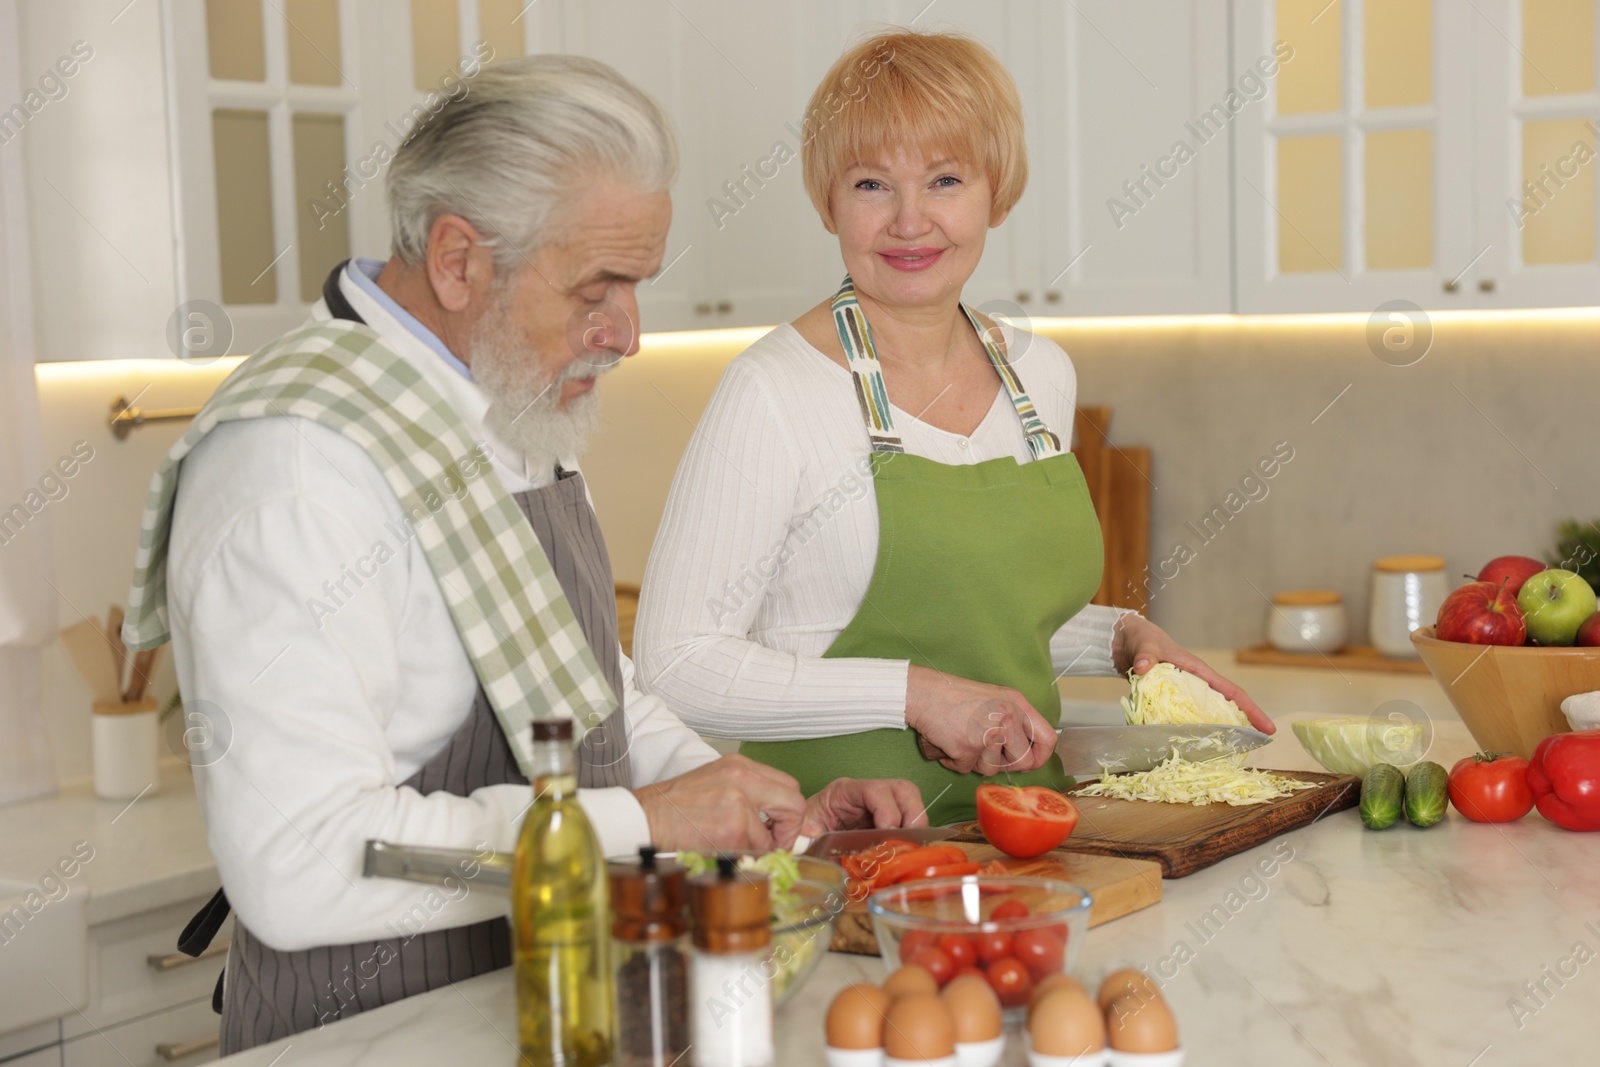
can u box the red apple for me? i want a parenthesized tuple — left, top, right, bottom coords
(1435, 580, 1527, 645)
(1476, 555, 1547, 597)
(1579, 612, 1600, 647)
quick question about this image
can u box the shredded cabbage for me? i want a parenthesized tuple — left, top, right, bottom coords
(1076, 749, 1319, 807)
(1291, 718, 1424, 777)
(1122, 663, 1250, 727)
(677, 850, 802, 907)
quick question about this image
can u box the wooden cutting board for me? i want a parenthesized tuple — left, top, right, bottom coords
(829, 842, 1162, 956)
(949, 770, 1359, 879)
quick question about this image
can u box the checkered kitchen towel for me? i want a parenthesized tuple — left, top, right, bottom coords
(122, 318, 616, 772)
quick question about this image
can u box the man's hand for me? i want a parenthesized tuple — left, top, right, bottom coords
(1114, 614, 1275, 734)
(799, 778, 929, 839)
(631, 754, 809, 852)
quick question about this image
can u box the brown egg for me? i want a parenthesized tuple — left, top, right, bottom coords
(826, 983, 891, 1050)
(1031, 973, 1090, 1006)
(940, 974, 1003, 1043)
(883, 963, 939, 1000)
(1096, 967, 1164, 1012)
(1028, 987, 1106, 1058)
(1107, 990, 1179, 1053)
(883, 992, 957, 1060)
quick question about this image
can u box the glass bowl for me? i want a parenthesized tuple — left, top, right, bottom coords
(867, 875, 1092, 1012)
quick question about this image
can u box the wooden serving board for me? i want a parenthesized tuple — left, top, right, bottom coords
(1235, 643, 1429, 674)
(950, 770, 1359, 880)
(829, 842, 1162, 956)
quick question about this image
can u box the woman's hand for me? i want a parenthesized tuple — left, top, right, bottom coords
(904, 665, 1058, 775)
(1113, 614, 1275, 734)
(799, 777, 930, 838)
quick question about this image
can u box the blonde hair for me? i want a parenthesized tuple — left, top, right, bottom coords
(800, 30, 1028, 230)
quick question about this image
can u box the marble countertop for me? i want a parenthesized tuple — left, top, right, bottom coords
(205, 653, 1600, 1066)
(0, 761, 217, 925)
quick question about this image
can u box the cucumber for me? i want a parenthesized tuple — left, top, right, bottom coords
(1404, 761, 1449, 828)
(1360, 764, 1405, 830)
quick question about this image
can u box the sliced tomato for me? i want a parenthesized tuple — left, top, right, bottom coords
(975, 785, 1080, 858)
(873, 845, 969, 887)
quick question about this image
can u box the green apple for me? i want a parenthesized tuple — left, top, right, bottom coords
(1516, 568, 1599, 646)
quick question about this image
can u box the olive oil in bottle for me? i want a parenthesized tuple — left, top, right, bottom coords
(514, 718, 613, 1066)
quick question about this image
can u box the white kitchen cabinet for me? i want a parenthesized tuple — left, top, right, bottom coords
(61, 1000, 217, 1067)
(1472, 0, 1600, 308)
(1233, 0, 1598, 312)
(0, 1023, 61, 1064)
(1, 1048, 61, 1067)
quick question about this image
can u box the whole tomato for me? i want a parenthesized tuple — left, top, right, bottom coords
(903, 946, 955, 986)
(984, 957, 1033, 1007)
(1447, 752, 1534, 823)
(936, 933, 977, 970)
(1014, 926, 1067, 979)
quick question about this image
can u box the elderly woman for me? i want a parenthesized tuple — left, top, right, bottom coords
(635, 31, 1271, 825)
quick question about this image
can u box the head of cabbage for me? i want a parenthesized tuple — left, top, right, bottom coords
(1121, 663, 1250, 728)
(1290, 718, 1425, 777)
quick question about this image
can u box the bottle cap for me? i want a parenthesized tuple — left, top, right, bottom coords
(688, 854, 771, 954)
(609, 845, 688, 944)
(531, 718, 574, 742)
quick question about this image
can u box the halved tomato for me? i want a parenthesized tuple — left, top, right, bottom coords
(975, 785, 1080, 858)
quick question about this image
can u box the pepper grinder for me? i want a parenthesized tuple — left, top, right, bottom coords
(688, 855, 773, 1067)
(610, 846, 691, 1067)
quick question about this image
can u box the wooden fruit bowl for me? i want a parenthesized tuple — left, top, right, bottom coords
(1411, 626, 1600, 758)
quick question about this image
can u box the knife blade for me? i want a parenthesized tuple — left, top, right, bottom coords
(1056, 723, 1272, 778)
(798, 826, 959, 859)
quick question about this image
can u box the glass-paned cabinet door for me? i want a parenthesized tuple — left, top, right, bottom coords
(1474, 0, 1600, 308)
(1234, 0, 1476, 311)
(167, 0, 551, 355)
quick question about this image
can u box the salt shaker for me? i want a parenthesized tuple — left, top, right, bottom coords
(610, 846, 691, 1067)
(688, 855, 773, 1067)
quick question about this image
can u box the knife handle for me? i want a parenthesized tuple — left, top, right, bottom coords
(916, 732, 951, 761)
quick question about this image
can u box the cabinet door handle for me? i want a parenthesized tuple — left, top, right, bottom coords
(147, 941, 228, 971)
(694, 302, 712, 315)
(1015, 290, 1032, 303)
(715, 301, 733, 313)
(1442, 278, 1460, 293)
(155, 1033, 220, 1061)
(1045, 291, 1062, 304)
(1478, 278, 1497, 292)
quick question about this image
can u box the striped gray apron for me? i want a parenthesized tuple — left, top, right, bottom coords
(215, 471, 631, 1054)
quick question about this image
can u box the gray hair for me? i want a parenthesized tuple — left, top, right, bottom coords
(386, 54, 678, 272)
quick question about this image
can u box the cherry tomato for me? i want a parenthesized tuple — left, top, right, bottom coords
(897, 930, 938, 961)
(937, 933, 977, 970)
(904, 946, 956, 986)
(1015, 927, 1065, 978)
(984, 956, 1033, 1007)
(991, 899, 1030, 921)
(976, 785, 1081, 858)
(1448, 752, 1535, 823)
(974, 930, 1014, 965)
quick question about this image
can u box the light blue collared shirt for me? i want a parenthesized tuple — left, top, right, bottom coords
(344, 257, 474, 381)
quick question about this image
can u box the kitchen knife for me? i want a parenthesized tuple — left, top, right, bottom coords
(796, 826, 959, 859)
(1056, 723, 1272, 778)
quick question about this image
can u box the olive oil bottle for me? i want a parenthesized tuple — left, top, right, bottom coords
(514, 718, 613, 1066)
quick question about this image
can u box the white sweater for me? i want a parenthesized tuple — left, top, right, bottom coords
(634, 323, 1130, 740)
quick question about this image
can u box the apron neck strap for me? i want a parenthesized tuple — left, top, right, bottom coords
(829, 275, 1063, 459)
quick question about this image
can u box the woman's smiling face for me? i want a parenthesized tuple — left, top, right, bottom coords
(829, 147, 1003, 309)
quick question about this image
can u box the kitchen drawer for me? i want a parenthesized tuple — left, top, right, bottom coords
(2, 1047, 62, 1067)
(62, 1000, 216, 1067)
(62, 898, 229, 1039)
(0, 1022, 60, 1061)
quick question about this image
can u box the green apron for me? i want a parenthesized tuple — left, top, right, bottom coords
(740, 277, 1105, 826)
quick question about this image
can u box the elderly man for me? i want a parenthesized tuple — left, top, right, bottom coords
(122, 55, 923, 1052)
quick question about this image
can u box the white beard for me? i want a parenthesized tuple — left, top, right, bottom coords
(470, 294, 621, 469)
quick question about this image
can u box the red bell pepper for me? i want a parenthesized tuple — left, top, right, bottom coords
(1527, 729, 1600, 832)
